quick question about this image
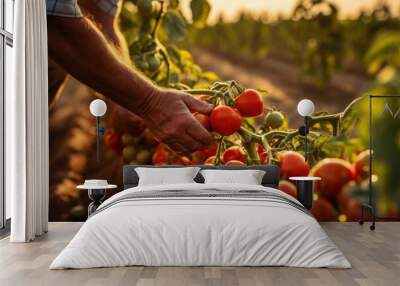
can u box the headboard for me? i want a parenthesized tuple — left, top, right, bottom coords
(123, 165, 280, 189)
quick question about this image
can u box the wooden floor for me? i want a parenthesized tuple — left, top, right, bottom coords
(0, 222, 399, 286)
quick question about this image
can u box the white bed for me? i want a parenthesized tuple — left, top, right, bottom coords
(50, 182, 351, 269)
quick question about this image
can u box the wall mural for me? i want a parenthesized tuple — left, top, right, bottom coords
(368, 96, 400, 219)
(48, 0, 400, 222)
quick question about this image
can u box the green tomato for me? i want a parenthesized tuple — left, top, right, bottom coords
(147, 55, 161, 72)
(136, 149, 152, 164)
(265, 111, 285, 130)
(123, 145, 137, 162)
(135, 58, 149, 71)
(129, 40, 142, 55)
(137, 0, 153, 16)
(122, 133, 136, 145)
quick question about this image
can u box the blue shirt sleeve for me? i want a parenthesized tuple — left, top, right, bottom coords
(46, 0, 83, 17)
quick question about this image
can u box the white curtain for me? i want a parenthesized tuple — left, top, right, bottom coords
(7, 0, 49, 242)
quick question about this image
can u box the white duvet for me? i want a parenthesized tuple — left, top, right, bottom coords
(50, 183, 351, 269)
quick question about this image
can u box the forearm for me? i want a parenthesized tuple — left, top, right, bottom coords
(79, 0, 130, 58)
(47, 16, 157, 117)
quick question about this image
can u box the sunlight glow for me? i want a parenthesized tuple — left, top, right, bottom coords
(338, 214, 347, 222)
(181, 0, 399, 23)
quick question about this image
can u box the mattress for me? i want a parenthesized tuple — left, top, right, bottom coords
(50, 183, 351, 269)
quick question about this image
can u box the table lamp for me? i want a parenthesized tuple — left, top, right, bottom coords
(297, 99, 315, 162)
(89, 99, 107, 162)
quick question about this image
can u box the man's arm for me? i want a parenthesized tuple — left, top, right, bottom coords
(47, 16, 213, 153)
(47, 17, 154, 115)
(79, 0, 129, 58)
(79, 0, 146, 135)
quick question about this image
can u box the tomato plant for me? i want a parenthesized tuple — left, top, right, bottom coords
(121, 0, 217, 87)
(105, 0, 391, 221)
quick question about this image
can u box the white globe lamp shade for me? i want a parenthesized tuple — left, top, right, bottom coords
(297, 99, 315, 117)
(90, 99, 107, 117)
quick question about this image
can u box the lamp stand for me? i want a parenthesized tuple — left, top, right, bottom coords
(95, 117, 105, 163)
(298, 116, 310, 162)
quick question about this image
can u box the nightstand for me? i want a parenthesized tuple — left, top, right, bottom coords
(77, 180, 117, 216)
(289, 176, 321, 210)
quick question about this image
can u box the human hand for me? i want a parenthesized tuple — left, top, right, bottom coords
(141, 89, 214, 154)
(107, 104, 146, 136)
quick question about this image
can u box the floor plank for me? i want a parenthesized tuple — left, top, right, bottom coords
(0, 222, 399, 286)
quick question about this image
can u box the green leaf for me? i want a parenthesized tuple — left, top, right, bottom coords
(163, 10, 187, 41)
(190, 0, 211, 28)
(166, 45, 183, 66)
(321, 136, 347, 158)
(340, 96, 366, 134)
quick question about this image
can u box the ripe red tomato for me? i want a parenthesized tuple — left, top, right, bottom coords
(203, 144, 218, 158)
(234, 89, 264, 117)
(354, 150, 370, 179)
(278, 180, 297, 198)
(279, 151, 310, 179)
(310, 158, 354, 202)
(225, 160, 246, 166)
(343, 200, 362, 221)
(104, 130, 123, 155)
(152, 149, 169, 165)
(311, 198, 337, 221)
(155, 143, 168, 152)
(210, 105, 243, 136)
(337, 181, 362, 222)
(256, 144, 268, 164)
(193, 112, 210, 130)
(204, 156, 217, 165)
(222, 146, 247, 163)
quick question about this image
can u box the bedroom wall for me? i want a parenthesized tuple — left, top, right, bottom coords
(47, 0, 400, 222)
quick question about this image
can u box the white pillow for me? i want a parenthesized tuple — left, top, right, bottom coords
(135, 167, 200, 186)
(200, 169, 266, 185)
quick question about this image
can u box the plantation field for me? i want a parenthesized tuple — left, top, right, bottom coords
(48, 0, 400, 222)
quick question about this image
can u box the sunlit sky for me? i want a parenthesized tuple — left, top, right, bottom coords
(182, 0, 399, 23)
